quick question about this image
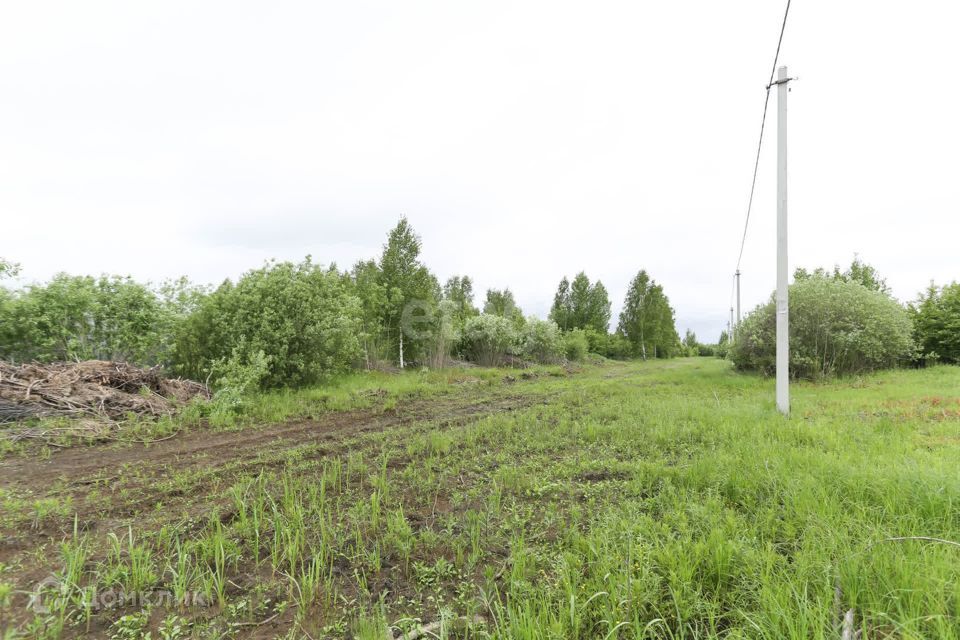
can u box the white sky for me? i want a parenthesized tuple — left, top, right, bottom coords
(2, 1, 958, 341)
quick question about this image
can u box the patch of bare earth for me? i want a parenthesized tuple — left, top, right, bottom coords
(0, 382, 549, 617)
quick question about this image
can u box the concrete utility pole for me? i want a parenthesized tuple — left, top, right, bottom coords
(735, 269, 741, 331)
(775, 65, 791, 415)
(730, 307, 735, 342)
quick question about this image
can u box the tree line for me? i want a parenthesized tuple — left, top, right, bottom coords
(0, 218, 682, 389)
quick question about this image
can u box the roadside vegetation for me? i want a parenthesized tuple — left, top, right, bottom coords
(728, 257, 958, 377)
(0, 218, 683, 400)
(1, 359, 958, 639)
(730, 277, 914, 378)
(3, 223, 956, 393)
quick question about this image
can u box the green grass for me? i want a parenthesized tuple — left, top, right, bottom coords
(4, 359, 960, 639)
(0, 363, 568, 456)
(199, 364, 566, 429)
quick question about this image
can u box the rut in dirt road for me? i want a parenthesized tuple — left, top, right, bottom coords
(0, 386, 556, 573)
(0, 390, 546, 498)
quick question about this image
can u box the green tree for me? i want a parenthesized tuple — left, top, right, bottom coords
(586, 280, 612, 333)
(682, 329, 699, 356)
(443, 275, 478, 327)
(349, 259, 388, 368)
(910, 282, 960, 363)
(483, 288, 524, 327)
(549, 277, 572, 330)
(378, 218, 440, 367)
(551, 273, 611, 333)
(569, 272, 593, 329)
(617, 270, 680, 359)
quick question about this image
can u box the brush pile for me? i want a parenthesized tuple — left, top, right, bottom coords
(0, 361, 209, 423)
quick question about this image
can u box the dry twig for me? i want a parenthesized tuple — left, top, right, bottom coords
(390, 615, 486, 640)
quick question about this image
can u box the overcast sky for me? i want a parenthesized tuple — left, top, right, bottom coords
(2, 1, 957, 341)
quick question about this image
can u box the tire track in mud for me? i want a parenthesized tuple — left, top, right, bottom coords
(0, 385, 557, 576)
(0, 388, 548, 506)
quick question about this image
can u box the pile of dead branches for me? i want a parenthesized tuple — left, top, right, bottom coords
(0, 360, 210, 423)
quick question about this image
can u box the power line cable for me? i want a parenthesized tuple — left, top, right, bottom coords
(733, 0, 792, 274)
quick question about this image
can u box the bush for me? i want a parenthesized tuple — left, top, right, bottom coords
(605, 333, 634, 359)
(461, 314, 518, 366)
(715, 330, 730, 359)
(423, 299, 459, 368)
(582, 327, 605, 355)
(174, 259, 362, 388)
(0, 274, 172, 364)
(910, 282, 960, 364)
(730, 277, 914, 378)
(578, 328, 629, 359)
(563, 329, 589, 362)
(520, 318, 563, 363)
(681, 329, 700, 357)
(208, 347, 272, 420)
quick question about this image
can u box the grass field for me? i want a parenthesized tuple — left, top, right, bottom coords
(2, 359, 959, 639)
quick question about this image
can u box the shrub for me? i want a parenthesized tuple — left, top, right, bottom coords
(563, 329, 589, 362)
(697, 344, 716, 357)
(208, 347, 272, 419)
(715, 331, 730, 359)
(582, 327, 606, 355)
(0, 274, 172, 364)
(423, 299, 459, 368)
(696, 343, 717, 358)
(461, 314, 518, 366)
(910, 282, 960, 364)
(520, 318, 563, 364)
(173, 259, 362, 388)
(605, 333, 633, 359)
(681, 329, 699, 357)
(579, 328, 633, 359)
(730, 277, 914, 378)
